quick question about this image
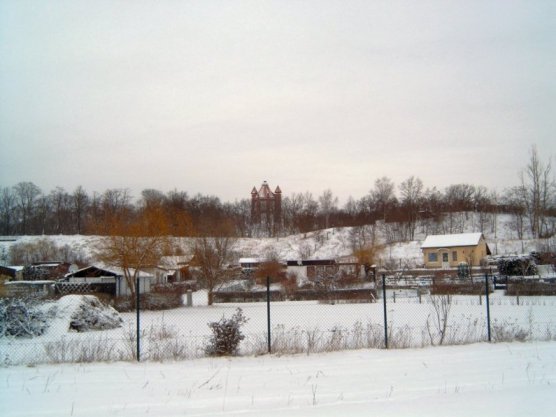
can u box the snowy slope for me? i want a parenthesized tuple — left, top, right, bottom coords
(1, 213, 554, 269)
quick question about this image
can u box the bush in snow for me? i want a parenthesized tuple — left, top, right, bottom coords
(0, 295, 123, 339)
(497, 256, 537, 277)
(64, 295, 123, 332)
(0, 297, 50, 338)
(205, 308, 249, 356)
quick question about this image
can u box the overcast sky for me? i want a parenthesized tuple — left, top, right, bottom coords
(1, 0, 555, 203)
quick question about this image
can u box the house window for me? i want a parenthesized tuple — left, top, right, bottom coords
(307, 266, 316, 279)
(442, 253, 449, 262)
(428, 253, 438, 262)
(452, 251, 458, 262)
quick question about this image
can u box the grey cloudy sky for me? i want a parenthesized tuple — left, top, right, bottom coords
(1, 0, 555, 203)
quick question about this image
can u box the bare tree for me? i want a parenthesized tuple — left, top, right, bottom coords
(88, 192, 102, 233)
(473, 185, 491, 234)
(226, 199, 251, 237)
(426, 294, 452, 345)
(72, 186, 89, 234)
(489, 190, 499, 238)
(94, 206, 172, 302)
(140, 188, 166, 209)
(349, 224, 377, 253)
(0, 187, 16, 235)
(193, 234, 236, 306)
(503, 187, 526, 239)
(282, 193, 304, 234)
(49, 187, 71, 234)
(103, 188, 132, 217)
(165, 189, 194, 236)
(297, 192, 318, 233)
(519, 145, 555, 238)
(90, 188, 133, 235)
(399, 176, 423, 240)
(420, 187, 443, 236)
(371, 177, 397, 222)
(318, 189, 338, 229)
(343, 196, 359, 225)
(442, 184, 475, 234)
(13, 182, 41, 234)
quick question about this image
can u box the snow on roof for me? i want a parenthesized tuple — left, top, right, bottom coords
(159, 256, 194, 269)
(8, 266, 25, 272)
(5, 280, 56, 285)
(64, 265, 117, 278)
(239, 258, 260, 264)
(421, 233, 484, 249)
(65, 264, 152, 278)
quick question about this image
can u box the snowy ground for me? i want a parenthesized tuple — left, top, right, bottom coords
(2, 291, 555, 366)
(1, 341, 555, 417)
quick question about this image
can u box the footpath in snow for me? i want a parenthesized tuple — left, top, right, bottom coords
(1, 341, 555, 417)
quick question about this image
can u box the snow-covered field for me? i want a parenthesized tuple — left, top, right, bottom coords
(1, 341, 555, 417)
(2, 283, 556, 417)
(2, 291, 556, 366)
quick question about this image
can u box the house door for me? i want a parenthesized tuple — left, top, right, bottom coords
(441, 252, 450, 269)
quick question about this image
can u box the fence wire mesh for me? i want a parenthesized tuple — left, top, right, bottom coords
(1, 273, 556, 366)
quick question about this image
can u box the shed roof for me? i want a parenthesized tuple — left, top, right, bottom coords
(65, 265, 120, 278)
(239, 258, 260, 264)
(421, 233, 484, 249)
(286, 259, 336, 266)
(65, 265, 152, 278)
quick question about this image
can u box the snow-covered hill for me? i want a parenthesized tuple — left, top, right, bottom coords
(1, 213, 554, 268)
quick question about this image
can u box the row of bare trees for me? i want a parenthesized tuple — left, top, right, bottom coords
(1, 146, 554, 239)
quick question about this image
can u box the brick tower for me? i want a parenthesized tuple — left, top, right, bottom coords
(251, 181, 282, 235)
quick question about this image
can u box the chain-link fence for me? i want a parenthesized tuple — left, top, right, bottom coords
(2, 274, 556, 366)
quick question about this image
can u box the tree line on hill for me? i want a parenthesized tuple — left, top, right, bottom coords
(1, 146, 554, 240)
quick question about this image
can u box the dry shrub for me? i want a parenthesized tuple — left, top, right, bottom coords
(43, 336, 127, 363)
(205, 308, 249, 356)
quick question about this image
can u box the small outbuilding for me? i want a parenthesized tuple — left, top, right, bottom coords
(63, 265, 152, 296)
(421, 233, 491, 269)
(286, 259, 337, 282)
(0, 265, 24, 281)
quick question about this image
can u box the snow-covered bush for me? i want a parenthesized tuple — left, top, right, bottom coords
(205, 308, 249, 356)
(0, 297, 49, 338)
(65, 295, 123, 332)
(497, 255, 537, 276)
(0, 295, 123, 340)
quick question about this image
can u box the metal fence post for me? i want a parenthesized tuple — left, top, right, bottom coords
(266, 276, 271, 354)
(382, 274, 388, 349)
(485, 273, 491, 342)
(136, 276, 141, 361)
